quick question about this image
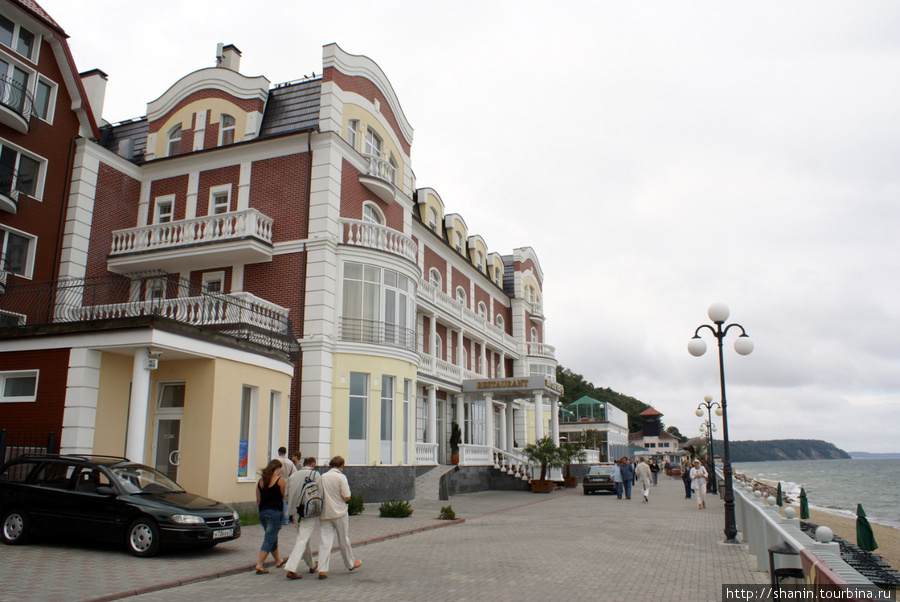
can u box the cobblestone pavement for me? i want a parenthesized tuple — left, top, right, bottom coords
(0, 478, 767, 601)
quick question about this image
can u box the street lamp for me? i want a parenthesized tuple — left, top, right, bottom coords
(695, 395, 722, 494)
(688, 303, 753, 544)
(698, 419, 717, 493)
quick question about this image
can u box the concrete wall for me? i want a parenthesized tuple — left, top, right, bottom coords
(342, 465, 416, 503)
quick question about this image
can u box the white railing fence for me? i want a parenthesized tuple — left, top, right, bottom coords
(415, 442, 438, 466)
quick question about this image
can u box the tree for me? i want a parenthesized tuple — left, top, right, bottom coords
(558, 442, 587, 478)
(522, 436, 563, 482)
(666, 425, 687, 443)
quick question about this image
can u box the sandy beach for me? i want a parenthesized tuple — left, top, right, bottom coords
(798, 505, 900, 574)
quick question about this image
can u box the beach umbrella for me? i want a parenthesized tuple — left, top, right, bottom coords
(799, 487, 809, 519)
(856, 504, 878, 552)
(776, 482, 783, 507)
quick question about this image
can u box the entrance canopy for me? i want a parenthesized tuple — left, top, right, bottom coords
(461, 376, 564, 401)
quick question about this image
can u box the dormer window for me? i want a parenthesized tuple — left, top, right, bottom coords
(0, 16, 35, 61)
(364, 127, 382, 158)
(476, 251, 484, 270)
(429, 207, 438, 232)
(167, 125, 182, 156)
(347, 119, 359, 150)
(494, 266, 501, 283)
(220, 114, 236, 145)
(455, 232, 463, 253)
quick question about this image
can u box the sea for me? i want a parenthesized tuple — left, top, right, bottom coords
(732, 458, 900, 530)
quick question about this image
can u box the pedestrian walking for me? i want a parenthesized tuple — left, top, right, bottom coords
(681, 462, 692, 499)
(276, 447, 295, 525)
(316, 456, 362, 579)
(690, 459, 709, 510)
(254, 459, 287, 574)
(650, 459, 659, 485)
(284, 457, 321, 580)
(613, 459, 624, 499)
(619, 457, 634, 500)
(635, 457, 652, 502)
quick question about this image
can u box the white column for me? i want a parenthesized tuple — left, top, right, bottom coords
(430, 314, 437, 356)
(499, 352, 506, 377)
(455, 394, 465, 443)
(550, 397, 560, 445)
(506, 403, 515, 449)
(126, 348, 152, 463)
(498, 402, 508, 451)
(484, 393, 494, 448)
(426, 386, 437, 444)
(533, 390, 544, 442)
(480, 342, 487, 376)
(60, 348, 102, 455)
(457, 329, 464, 369)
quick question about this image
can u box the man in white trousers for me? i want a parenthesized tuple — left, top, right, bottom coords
(316, 455, 362, 579)
(284, 456, 319, 580)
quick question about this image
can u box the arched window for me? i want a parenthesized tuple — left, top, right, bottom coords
(455, 232, 463, 253)
(526, 285, 536, 304)
(220, 114, 236, 145)
(477, 302, 487, 319)
(455, 286, 467, 307)
(530, 327, 539, 343)
(434, 333, 442, 358)
(476, 251, 484, 270)
(167, 125, 182, 156)
(429, 268, 442, 289)
(462, 347, 468, 370)
(362, 202, 384, 225)
(429, 207, 438, 231)
(496, 315, 504, 330)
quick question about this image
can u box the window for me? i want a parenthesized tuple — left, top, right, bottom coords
(209, 186, 230, 215)
(364, 127, 382, 157)
(476, 251, 484, 270)
(0, 142, 43, 199)
(0, 370, 37, 402)
(219, 114, 235, 145)
(347, 119, 359, 150)
(388, 153, 398, 184)
(167, 125, 182, 156)
(526, 285, 536, 304)
(494, 266, 501, 284)
(496, 315, 504, 330)
(455, 286, 466, 307)
(402, 379, 411, 465)
(154, 196, 174, 224)
(428, 207, 438, 231)
(33, 79, 54, 121)
(0, 60, 30, 117)
(380, 375, 394, 464)
(477, 302, 487, 319)
(157, 383, 185, 408)
(434, 334, 442, 359)
(428, 268, 441, 289)
(146, 278, 166, 301)
(362, 202, 384, 225)
(348, 372, 368, 465)
(0, 15, 36, 61)
(0, 226, 33, 276)
(237, 385, 257, 478)
(455, 232, 463, 253)
(530, 327, 539, 343)
(202, 271, 224, 293)
(342, 262, 415, 349)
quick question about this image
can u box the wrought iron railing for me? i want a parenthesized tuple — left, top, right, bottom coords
(0, 428, 57, 465)
(0, 273, 299, 356)
(337, 316, 416, 351)
(0, 74, 34, 122)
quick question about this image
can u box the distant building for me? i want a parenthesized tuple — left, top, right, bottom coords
(0, 11, 561, 502)
(559, 396, 629, 462)
(627, 407, 683, 462)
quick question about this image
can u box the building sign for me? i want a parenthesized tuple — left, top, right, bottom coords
(462, 376, 565, 396)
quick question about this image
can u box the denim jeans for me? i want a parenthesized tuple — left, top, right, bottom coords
(622, 480, 632, 499)
(258, 508, 283, 553)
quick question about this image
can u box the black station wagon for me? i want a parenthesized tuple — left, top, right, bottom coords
(0, 454, 240, 557)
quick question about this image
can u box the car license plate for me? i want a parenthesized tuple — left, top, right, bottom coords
(213, 528, 233, 539)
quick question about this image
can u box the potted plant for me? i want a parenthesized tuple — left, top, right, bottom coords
(450, 421, 462, 465)
(558, 442, 587, 488)
(522, 436, 562, 493)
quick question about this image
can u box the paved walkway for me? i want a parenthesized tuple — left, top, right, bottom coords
(0, 477, 767, 601)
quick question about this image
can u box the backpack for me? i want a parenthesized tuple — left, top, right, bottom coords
(296, 469, 322, 518)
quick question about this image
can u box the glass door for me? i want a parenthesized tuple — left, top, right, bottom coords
(153, 382, 184, 482)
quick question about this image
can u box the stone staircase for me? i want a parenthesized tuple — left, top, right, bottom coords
(414, 464, 458, 501)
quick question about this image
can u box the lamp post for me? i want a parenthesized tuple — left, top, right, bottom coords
(696, 395, 722, 494)
(688, 302, 753, 544)
(698, 419, 717, 493)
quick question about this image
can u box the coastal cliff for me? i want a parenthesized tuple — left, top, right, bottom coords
(715, 438, 850, 462)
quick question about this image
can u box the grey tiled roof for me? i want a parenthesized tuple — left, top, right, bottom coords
(100, 77, 322, 164)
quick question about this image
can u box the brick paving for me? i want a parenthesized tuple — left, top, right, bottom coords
(0, 477, 767, 601)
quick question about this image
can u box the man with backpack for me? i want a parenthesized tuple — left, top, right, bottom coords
(284, 457, 322, 580)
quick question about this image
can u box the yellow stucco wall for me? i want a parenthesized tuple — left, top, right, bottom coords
(154, 98, 251, 157)
(93, 353, 134, 457)
(343, 105, 404, 183)
(332, 353, 417, 466)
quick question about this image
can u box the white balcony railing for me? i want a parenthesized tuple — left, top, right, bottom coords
(415, 442, 438, 466)
(458, 444, 493, 466)
(527, 342, 556, 360)
(110, 209, 274, 256)
(341, 219, 416, 263)
(417, 279, 519, 352)
(363, 153, 396, 184)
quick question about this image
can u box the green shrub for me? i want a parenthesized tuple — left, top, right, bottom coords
(233, 502, 259, 526)
(348, 493, 365, 515)
(378, 499, 413, 518)
(438, 505, 456, 520)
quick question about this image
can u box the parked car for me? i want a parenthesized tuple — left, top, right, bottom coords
(0, 454, 240, 557)
(582, 464, 617, 495)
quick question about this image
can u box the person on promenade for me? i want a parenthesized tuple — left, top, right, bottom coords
(650, 459, 659, 486)
(276, 447, 295, 525)
(290, 451, 303, 470)
(284, 457, 321, 580)
(681, 462, 692, 499)
(317, 456, 362, 579)
(635, 457, 652, 502)
(613, 458, 624, 499)
(619, 457, 634, 500)
(254, 459, 287, 574)
(690, 459, 709, 510)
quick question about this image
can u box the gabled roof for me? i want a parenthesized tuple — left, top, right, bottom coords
(568, 396, 604, 407)
(638, 407, 663, 417)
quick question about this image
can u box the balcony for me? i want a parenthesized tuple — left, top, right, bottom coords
(359, 153, 397, 204)
(0, 75, 34, 134)
(337, 317, 416, 352)
(108, 209, 274, 274)
(0, 274, 298, 356)
(527, 342, 556, 360)
(341, 219, 416, 264)
(528, 299, 545, 323)
(0, 163, 22, 214)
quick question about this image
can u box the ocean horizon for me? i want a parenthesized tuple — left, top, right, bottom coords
(733, 458, 900, 530)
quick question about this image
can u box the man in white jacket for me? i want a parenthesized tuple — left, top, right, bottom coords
(316, 456, 362, 579)
(284, 457, 319, 579)
(635, 457, 652, 503)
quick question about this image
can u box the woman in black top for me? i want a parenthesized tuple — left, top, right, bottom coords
(254, 459, 287, 574)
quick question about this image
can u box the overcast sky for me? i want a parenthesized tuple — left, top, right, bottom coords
(41, 1, 900, 453)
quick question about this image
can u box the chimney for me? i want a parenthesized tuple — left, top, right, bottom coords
(79, 69, 108, 125)
(216, 43, 242, 72)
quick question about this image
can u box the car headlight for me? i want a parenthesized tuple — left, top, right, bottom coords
(233, 510, 240, 523)
(172, 514, 206, 524)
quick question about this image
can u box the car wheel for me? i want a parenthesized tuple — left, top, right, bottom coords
(583, 489, 590, 495)
(1, 509, 30, 545)
(127, 517, 161, 557)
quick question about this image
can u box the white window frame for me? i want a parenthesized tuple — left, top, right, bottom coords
(219, 114, 236, 146)
(209, 185, 231, 215)
(202, 270, 225, 293)
(347, 119, 359, 151)
(0, 139, 47, 200)
(362, 201, 384, 225)
(531, 327, 539, 343)
(428, 207, 438, 231)
(0, 369, 38, 402)
(364, 126, 382, 157)
(496, 314, 504, 330)
(477, 301, 487, 319)
(167, 124, 182, 156)
(428, 268, 442, 289)
(145, 277, 166, 302)
(434, 333, 442, 358)
(0, 224, 36, 279)
(32, 76, 56, 123)
(0, 14, 38, 62)
(154, 195, 175, 224)
(455, 232, 463, 253)
(476, 251, 484, 270)
(237, 385, 258, 480)
(455, 286, 466, 307)
(348, 372, 369, 465)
